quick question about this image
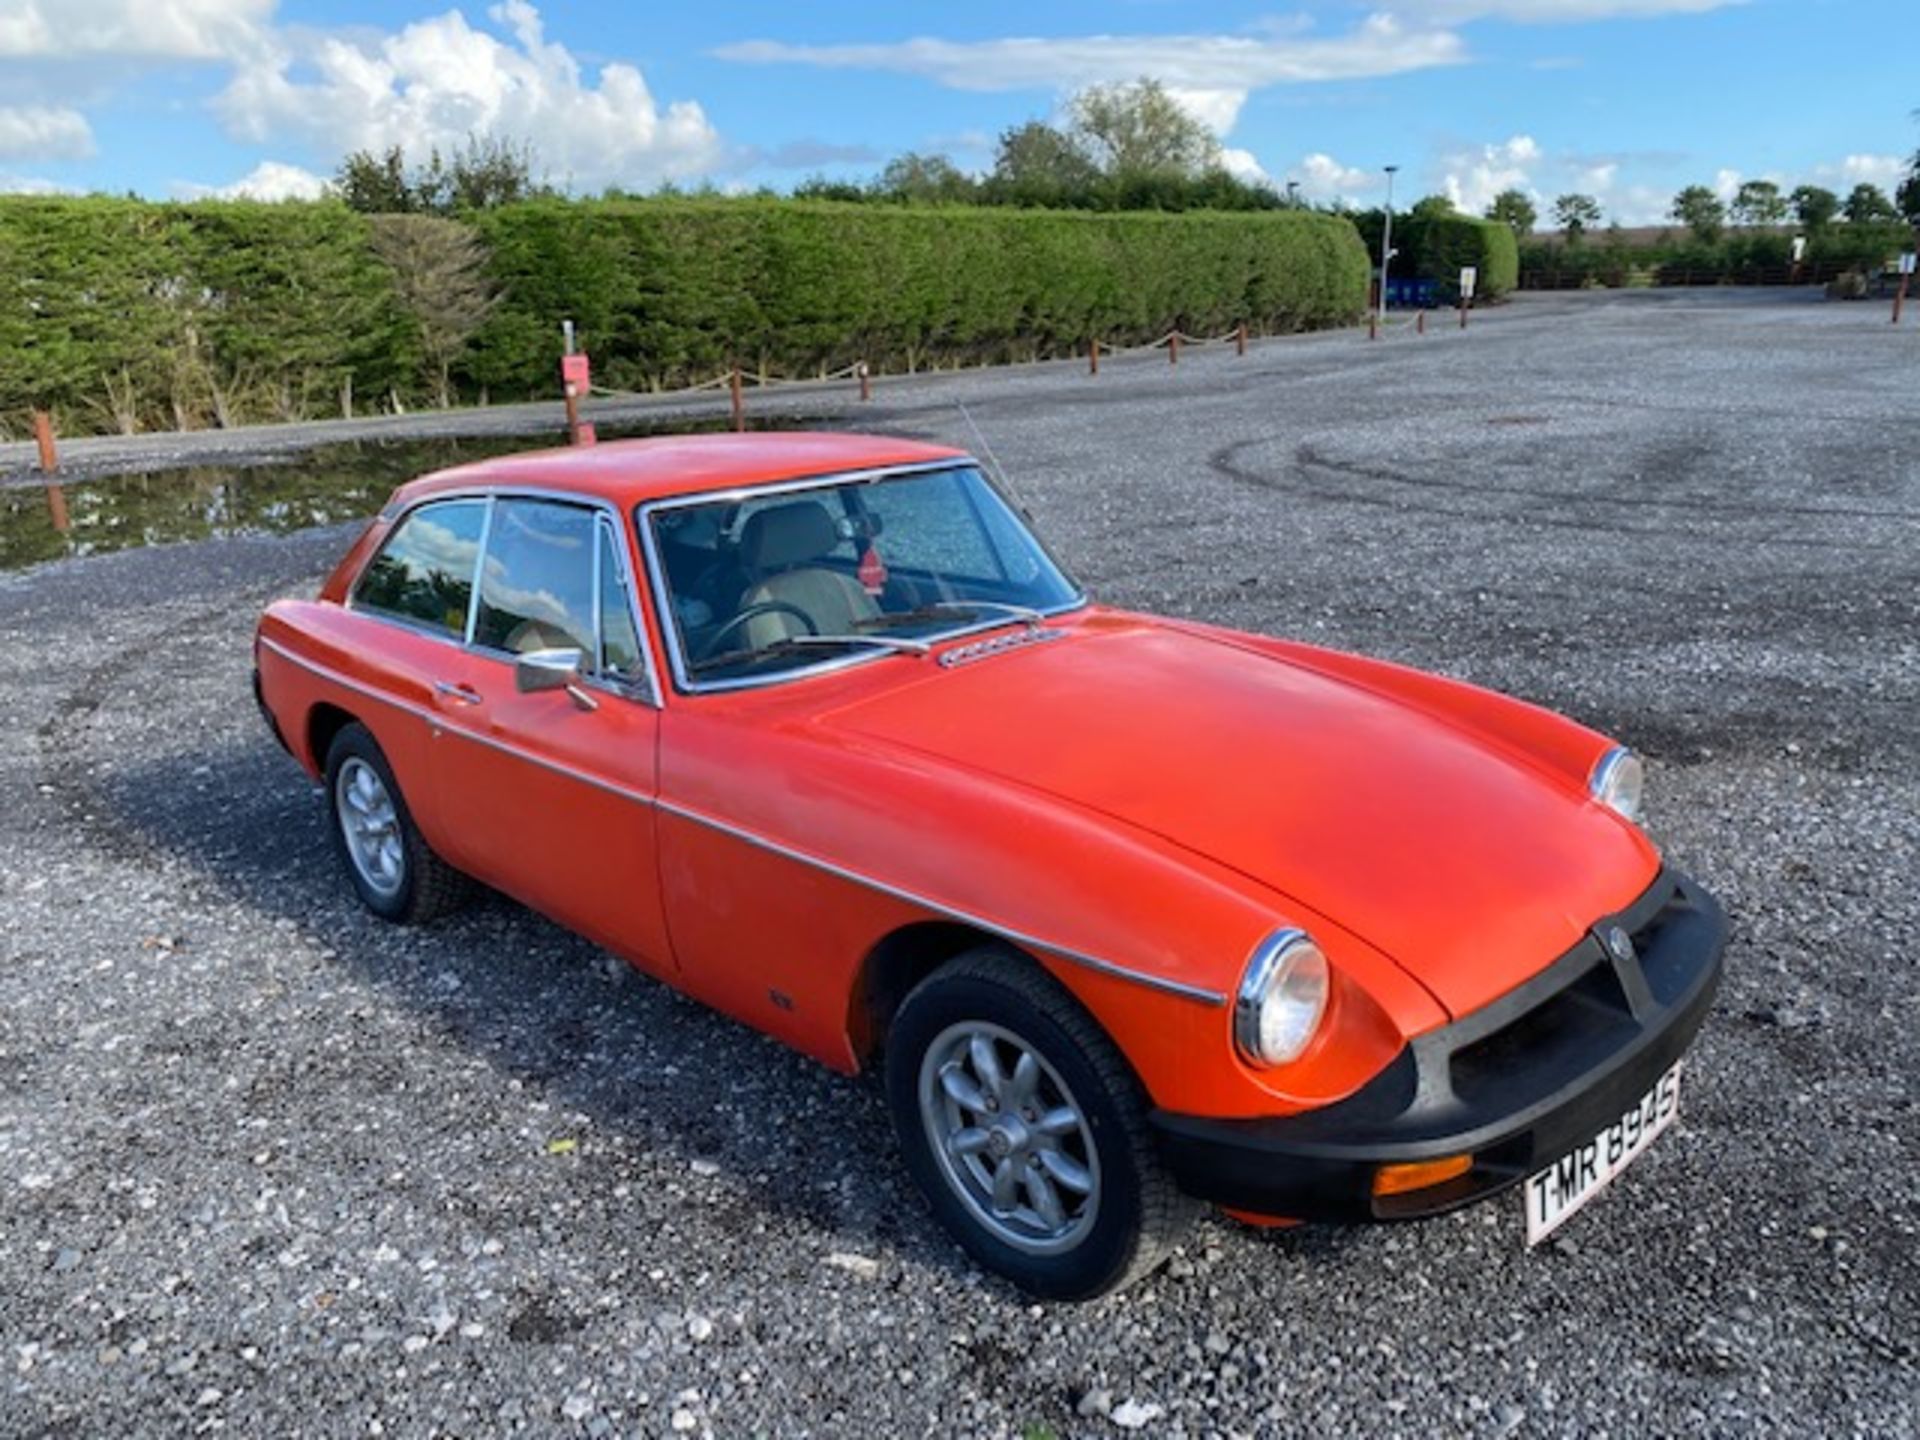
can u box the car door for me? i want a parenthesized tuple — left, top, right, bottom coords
(427, 493, 674, 977)
(333, 494, 490, 866)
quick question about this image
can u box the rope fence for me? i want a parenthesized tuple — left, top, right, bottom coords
(549, 305, 1523, 441)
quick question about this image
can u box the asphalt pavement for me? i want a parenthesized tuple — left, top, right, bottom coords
(2, 290, 1915, 1437)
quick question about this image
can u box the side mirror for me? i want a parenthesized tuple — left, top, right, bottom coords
(514, 647, 597, 710)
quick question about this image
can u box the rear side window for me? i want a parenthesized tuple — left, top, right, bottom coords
(473, 499, 596, 655)
(352, 498, 486, 637)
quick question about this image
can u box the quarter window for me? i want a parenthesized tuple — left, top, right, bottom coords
(597, 523, 645, 681)
(352, 498, 486, 637)
(473, 499, 596, 656)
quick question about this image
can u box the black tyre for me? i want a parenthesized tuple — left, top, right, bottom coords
(885, 949, 1192, 1299)
(323, 722, 468, 924)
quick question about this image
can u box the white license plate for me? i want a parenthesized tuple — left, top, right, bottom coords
(1524, 1062, 1682, 1246)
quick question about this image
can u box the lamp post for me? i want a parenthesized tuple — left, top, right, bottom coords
(1378, 164, 1399, 327)
(1285, 180, 1300, 208)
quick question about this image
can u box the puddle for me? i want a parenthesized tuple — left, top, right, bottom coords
(1, 419, 823, 573)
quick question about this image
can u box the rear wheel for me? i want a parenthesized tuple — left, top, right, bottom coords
(885, 949, 1191, 1299)
(323, 723, 467, 924)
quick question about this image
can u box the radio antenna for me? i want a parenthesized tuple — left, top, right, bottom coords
(955, 401, 1030, 513)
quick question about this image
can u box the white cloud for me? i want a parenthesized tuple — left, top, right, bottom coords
(716, 17, 1467, 144)
(0, 105, 94, 160)
(1712, 167, 1741, 199)
(1440, 134, 1539, 214)
(175, 158, 328, 200)
(1292, 152, 1379, 204)
(1220, 147, 1269, 184)
(1816, 153, 1907, 191)
(0, 0, 271, 59)
(0, 170, 70, 194)
(213, 1, 722, 189)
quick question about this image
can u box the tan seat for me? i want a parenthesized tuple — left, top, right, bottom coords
(736, 501, 878, 649)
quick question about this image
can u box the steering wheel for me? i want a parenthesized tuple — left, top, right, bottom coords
(697, 601, 819, 660)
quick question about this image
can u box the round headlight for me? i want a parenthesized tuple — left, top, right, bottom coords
(1590, 747, 1645, 823)
(1235, 931, 1330, 1068)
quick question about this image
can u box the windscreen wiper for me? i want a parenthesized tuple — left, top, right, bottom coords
(688, 632, 931, 676)
(867, 600, 1046, 632)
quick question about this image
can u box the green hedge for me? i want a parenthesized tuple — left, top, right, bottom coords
(0, 196, 1369, 438)
(1519, 223, 1913, 288)
(1349, 211, 1518, 299)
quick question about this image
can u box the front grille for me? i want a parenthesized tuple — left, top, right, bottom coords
(1449, 953, 1636, 1107)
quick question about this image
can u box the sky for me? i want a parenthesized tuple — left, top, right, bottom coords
(0, 0, 1913, 224)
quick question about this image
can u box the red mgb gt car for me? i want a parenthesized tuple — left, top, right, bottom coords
(254, 434, 1726, 1298)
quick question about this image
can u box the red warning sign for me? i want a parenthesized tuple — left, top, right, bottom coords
(857, 543, 888, 595)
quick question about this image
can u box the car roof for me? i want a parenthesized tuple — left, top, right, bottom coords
(396, 431, 971, 509)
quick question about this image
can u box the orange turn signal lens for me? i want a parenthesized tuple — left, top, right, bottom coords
(1372, 1154, 1473, 1198)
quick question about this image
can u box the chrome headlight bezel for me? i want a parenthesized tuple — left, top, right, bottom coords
(1589, 746, 1645, 824)
(1234, 929, 1330, 1068)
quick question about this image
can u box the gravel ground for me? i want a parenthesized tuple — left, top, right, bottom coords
(2, 289, 1915, 1437)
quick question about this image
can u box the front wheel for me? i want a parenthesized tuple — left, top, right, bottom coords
(885, 950, 1192, 1299)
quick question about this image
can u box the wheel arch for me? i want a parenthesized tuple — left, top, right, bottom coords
(306, 700, 360, 776)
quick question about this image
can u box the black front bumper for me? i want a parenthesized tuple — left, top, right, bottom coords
(1152, 867, 1727, 1222)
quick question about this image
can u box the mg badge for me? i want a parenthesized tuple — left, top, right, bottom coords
(1605, 925, 1637, 965)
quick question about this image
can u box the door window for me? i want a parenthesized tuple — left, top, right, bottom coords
(351, 498, 487, 637)
(473, 499, 597, 656)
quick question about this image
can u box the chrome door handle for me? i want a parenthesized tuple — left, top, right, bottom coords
(433, 680, 482, 705)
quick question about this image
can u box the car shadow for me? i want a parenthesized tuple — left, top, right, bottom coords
(85, 728, 1378, 1293)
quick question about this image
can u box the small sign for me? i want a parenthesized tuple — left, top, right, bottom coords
(560, 352, 591, 392)
(1790, 235, 1807, 263)
(1459, 266, 1478, 299)
(1901, 252, 1917, 276)
(857, 544, 888, 596)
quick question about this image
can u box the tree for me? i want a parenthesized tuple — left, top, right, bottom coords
(1842, 182, 1898, 224)
(1789, 184, 1840, 230)
(1730, 179, 1787, 227)
(366, 215, 499, 407)
(1408, 194, 1456, 220)
(1068, 77, 1220, 181)
(335, 137, 548, 215)
(1670, 185, 1726, 242)
(876, 152, 977, 204)
(1895, 156, 1920, 226)
(1486, 188, 1537, 237)
(335, 146, 415, 214)
(1553, 193, 1603, 242)
(989, 120, 1099, 205)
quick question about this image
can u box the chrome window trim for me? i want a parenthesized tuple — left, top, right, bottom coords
(346, 483, 661, 709)
(634, 460, 1088, 697)
(259, 634, 1217, 1007)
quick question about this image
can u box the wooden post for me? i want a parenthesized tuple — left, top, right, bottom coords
(858, 361, 871, 402)
(562, 383, 581, 441)
(32, 409, 58, 473)
(730, 366, 745, 431)
(1168, 332, 1179, 366)
(1459, 299, 1470, 330)
(1236, 323, 1247, 356)
(1893, 273, 1909, 325)
(1416, 310, 1426, 336)
(1088, 338, 1100, 375)
(1368, 312, 1378, 341)
(45, 484, 69, 532)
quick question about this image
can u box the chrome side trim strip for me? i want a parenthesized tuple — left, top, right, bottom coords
(655, 795, 1226, 1007)
(257, 635, 656, 807)
(262, 634, 1222, 1007)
